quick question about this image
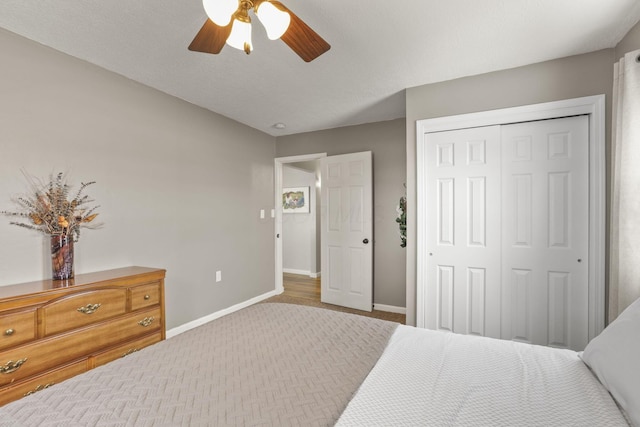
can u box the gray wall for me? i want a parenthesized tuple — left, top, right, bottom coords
(276, 119, 407, 308)
(616, 19, 640, 58)
(0, 29, 276, 329)
(5, 17, 638, 329)
(405, 48, 615, 325)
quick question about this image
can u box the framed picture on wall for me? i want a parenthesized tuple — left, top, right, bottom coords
(282, 186, 310, 213)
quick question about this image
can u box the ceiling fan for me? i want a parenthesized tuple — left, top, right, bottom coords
(189, 0, 331, 62)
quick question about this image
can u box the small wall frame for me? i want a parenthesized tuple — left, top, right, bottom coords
(282, 186, 310, 213)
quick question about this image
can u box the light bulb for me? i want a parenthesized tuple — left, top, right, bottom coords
(202, 0, 237, 26)
(256, 1, 290, 40)
(226, 18, 253, 54)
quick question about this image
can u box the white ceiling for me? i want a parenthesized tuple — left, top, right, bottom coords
(1, 1, 639, 136)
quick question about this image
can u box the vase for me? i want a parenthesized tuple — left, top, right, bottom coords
(51, 234, 74, 280)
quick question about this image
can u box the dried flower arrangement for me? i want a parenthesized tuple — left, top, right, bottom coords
(2, 171, 101, 242)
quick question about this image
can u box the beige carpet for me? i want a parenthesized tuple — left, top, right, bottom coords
(261, 294, 406, 324)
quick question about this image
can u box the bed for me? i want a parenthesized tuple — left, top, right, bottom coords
(0, 300, 637, 426)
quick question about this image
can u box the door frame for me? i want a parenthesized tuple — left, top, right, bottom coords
(274, 153, 327, 294)
(416, 95, 606, 341)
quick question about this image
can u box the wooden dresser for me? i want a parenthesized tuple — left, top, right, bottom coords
(0, 266, 165, 406)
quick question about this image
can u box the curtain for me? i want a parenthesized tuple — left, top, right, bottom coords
(610, 48, 640, 322)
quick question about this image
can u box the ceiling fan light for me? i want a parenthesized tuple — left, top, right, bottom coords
(256, 1, 290, 40)
(226, 18, 253, 54)
(202, 0, 237, 26)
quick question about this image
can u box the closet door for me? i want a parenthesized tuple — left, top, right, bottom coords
(422, 115, 590, 350)
(424, 126, 502, 338)
(501, 115, 589, 350)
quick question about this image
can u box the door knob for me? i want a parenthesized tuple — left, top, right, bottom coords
(363, 238, 369, 244)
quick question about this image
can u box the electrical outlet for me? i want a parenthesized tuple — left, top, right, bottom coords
(260, 209, 265, 219)
(216, 271, 222, 282)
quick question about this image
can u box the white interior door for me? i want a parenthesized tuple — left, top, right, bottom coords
(501, 115, 589, 350)
(320, 151, 373, 311)
(424, 126, 502, 337)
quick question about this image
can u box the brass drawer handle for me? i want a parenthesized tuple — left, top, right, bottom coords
(24, 382, 54, 396)
(4, 329, 14, 336)
(0, 358, 28, 374)
(77, 303, 102, 315)
(138, 317, 154, 327)
(143, 295, 151, 300)
(122, 348, 140, 358)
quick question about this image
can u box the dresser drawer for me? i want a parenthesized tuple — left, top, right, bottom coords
(0, 307, 161, 387)
(0, 359, 87, 406)
(90, 332, 162, 369)
(41, 288, 128, 337)
(129, 282, 161, 311)
(0, 309, 36, 351)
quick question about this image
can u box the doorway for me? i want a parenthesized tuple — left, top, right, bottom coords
(274, 153, 326, 295)
(275, 152, 374, 312)
(281, 162, 320, 279)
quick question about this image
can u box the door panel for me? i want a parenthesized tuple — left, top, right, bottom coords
(425, 126, 502, 338)
(501, 115, 589, 350)
(320, 151, 373, 311)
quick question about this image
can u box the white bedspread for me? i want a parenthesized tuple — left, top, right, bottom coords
(337, 325, 628, 426)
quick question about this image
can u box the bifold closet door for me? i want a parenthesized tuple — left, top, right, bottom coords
(423, 115, 590, 350)
(501, 115, 589, 350)
(424, 126, 502, 338)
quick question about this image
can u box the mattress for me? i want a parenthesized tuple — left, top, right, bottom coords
(337, 325, 628, 426)
(0, 303, 398, 426)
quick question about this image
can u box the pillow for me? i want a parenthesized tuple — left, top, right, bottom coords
(581, 297, 640, 426)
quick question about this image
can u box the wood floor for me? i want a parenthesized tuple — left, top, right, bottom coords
(282, 273, 321, 300)
(262, 272, 406, 324)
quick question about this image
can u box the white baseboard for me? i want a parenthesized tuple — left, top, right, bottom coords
(283, 268, 309, 275)
(373, 304, 406, 314)
(283, 268, 321, 278)
(166, 289, 278, 339)
(166, 291, 404, 339)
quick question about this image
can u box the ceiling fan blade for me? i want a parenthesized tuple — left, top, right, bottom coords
(271, 1, 330, 62)
(188, 19, 232, 54)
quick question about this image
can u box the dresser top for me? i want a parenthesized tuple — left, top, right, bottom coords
(0, 266, 165, 302)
